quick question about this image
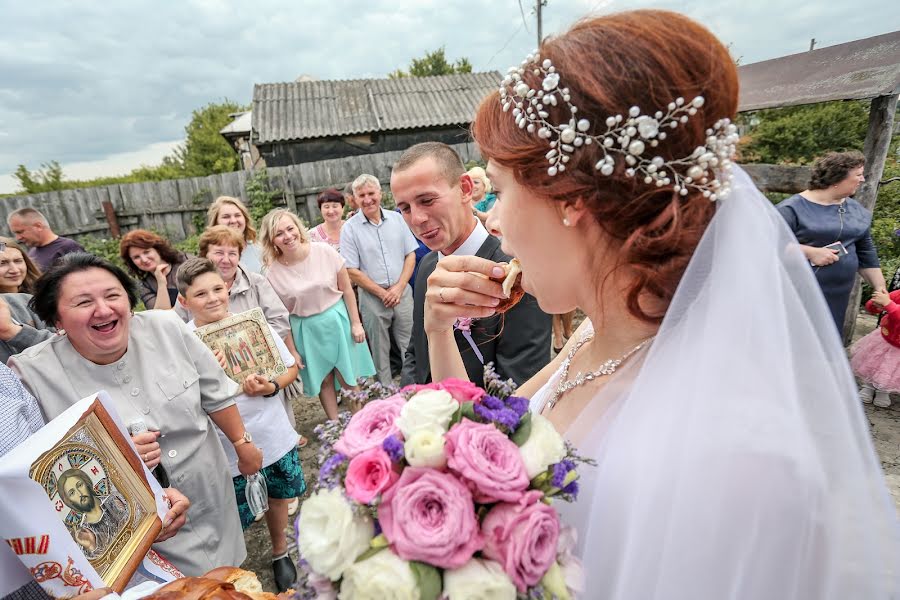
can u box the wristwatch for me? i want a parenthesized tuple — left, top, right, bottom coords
(232, 431, 252, 446)
(263, 377, 281, 398)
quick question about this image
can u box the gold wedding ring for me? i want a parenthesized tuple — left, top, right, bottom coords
(439, 287, 447, 303)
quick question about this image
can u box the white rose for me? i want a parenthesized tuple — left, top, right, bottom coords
(444, 558, 517, 600)
(297, 487, 374, 581)
(519, 413, 567, 479)
(396, 389, 458, 437)
(403, 427, 447, 469)
(339, 549, 418, 600)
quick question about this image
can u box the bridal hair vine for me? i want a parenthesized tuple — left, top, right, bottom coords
(498, 51, 740, 200)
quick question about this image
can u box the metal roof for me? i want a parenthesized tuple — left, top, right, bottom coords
(220, 111, 252, 137)
(252, 71, 501, 144)
(738, 30, 900, 112)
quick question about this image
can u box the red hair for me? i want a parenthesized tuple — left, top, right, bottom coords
(473, 10, 739, 323)
(119, 229, 182, 277)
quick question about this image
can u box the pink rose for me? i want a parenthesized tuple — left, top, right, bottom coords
(482, 490, 561, 593)
(334, 395, 405, 457)
(379, 467, 484, 569)
(344, 447, 399, 504)
(402, 378, 485, 404)
(437, 378, 485, 403)
(444, 419, 529, 503)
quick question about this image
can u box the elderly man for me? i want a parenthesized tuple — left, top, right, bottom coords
(341, 174, 419, 384)
(7, 208, 85, 271)
(391, 142, 552, 386)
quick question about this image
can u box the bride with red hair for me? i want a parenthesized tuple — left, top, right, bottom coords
(425, 9, 899, 598)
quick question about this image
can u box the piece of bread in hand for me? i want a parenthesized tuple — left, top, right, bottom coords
(491, 258, 524, 314)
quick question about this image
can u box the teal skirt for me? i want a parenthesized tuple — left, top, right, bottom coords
(290, 300, 376, 396)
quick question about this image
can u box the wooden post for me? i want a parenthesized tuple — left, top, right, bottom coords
(282, 174, 298, 214)
(842, 93, 899, 345)
(101, 200, 121, 239)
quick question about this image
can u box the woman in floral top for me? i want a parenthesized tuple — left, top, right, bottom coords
(308, 188, 345, 252)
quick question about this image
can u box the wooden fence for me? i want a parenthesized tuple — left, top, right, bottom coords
(0, 141, 484, 242)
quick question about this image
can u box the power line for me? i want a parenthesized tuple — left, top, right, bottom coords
(517, 0, 530, 32)
(486, 18, 529, 67)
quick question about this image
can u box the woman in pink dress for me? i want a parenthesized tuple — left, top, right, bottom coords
(260, 209, 375, 420)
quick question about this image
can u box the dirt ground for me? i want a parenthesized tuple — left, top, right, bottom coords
(240, 311, 900, 592)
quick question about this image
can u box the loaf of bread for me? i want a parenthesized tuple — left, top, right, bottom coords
(141, 577, 253, 600)
(142, 568, 293, 600)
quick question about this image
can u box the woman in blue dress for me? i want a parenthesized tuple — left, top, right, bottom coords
(776, 151, 886, 333)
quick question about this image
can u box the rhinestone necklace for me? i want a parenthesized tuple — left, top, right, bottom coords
(547, 333, 655, 410)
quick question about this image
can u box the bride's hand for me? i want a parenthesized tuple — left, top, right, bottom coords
(424, 255, 507, 334)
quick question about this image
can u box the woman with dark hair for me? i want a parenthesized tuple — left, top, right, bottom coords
(119, 229, 189, 310)
(308, 188, 346, 252)
(8, 253, 262, 577)
(776, 151, 885, 332)
(0, 237, 41, 294)
(0, 238, 54, 362)
(423, 10, 897, 597)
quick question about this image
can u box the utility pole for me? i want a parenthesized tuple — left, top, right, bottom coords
(809, 38, 816, 51)
(536, 0, 544, 48)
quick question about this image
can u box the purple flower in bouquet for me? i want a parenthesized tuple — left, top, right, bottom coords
(474, 395, 526, 433)
(382, 434, 405, 462)
(333, 395, 405, 458)
(551, 460, 576, 489)
(445, 418, 530, 504)
(379, 467, 484, 569)
(317, 452, 347, 490)
(482, 490, 561, 593)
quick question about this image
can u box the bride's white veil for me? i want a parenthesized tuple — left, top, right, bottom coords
(564, 166, 899, 598)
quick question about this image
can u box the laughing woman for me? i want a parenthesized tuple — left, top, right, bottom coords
(9, 253, 262, 576)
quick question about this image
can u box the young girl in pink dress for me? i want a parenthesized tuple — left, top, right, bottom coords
(850, 288, 900, 408)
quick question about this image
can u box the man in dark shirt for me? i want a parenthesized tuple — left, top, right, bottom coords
(7, 208, 85, 271)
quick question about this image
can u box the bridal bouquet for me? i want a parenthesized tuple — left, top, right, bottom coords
(294, 368, 586, 600)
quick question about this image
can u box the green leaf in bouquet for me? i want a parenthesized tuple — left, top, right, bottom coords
(448, 403, 464, 428)
(511, 411, 533, 446)
(409, 561, 442, 600)
(354, 533, 389, 563)
(354, 544, 387, 563)
(459, 401, 477, 422)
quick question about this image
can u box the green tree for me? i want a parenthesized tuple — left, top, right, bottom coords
(389, 47, 473, 78)
(174, 101, 244, 176)
(13, 161, 66, 193)
(740, 100, 869, 165)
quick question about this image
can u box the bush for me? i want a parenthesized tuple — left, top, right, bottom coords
(80, 236, 125, 270)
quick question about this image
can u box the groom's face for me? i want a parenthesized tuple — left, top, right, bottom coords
(393, 157, 474, 254)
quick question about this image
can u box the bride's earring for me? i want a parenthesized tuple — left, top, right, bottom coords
(562, 217, 571, 227)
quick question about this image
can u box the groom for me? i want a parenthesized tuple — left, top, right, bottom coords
(391, 142, 551, 386)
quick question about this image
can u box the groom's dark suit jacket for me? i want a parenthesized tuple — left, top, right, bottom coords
(401, 234, 552, 387)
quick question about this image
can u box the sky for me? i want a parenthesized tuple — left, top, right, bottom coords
(1, 0, 897, 194)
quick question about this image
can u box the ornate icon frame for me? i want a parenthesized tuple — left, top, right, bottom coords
(28, 398, 160, 592)
(193, 307, 287, 384)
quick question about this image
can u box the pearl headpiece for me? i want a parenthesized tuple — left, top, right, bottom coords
(498, 51, 739, 200)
